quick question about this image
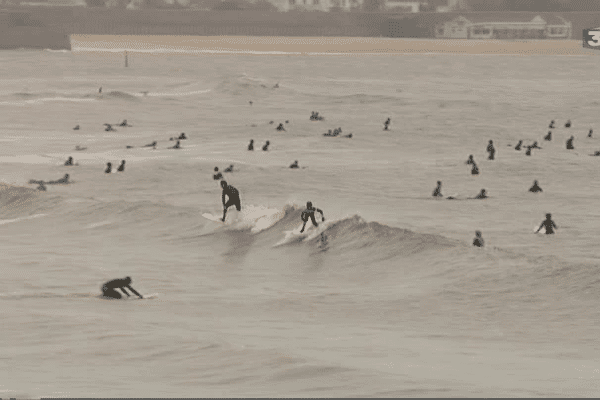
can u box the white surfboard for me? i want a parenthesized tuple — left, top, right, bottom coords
(534, 226, 546, 234)
(202, 213, 223, 223)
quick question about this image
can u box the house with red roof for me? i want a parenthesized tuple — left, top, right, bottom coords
(435, 14, 572, 39)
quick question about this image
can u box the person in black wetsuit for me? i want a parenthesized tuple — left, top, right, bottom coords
(300, 201, 325, 233)
(221, 180, 241, 222)
(73, 125, 80, 131)
(289, 160, 299, 169)
(531, 141, 541, 149)
(566, 136, 574, 150)
(178, 132, 187, 140)
(143, 141, 157, 149)
(529, 180, 542, 193)
(432, 181, 442, 197)
(535, 213, 557, 235)
(471, 163, 479, 175)
(565, 120, 571, 128)
(525, 146, 532, 156)
(276, 123, 286, 131)
(544, 131, 552, 141)
(466, 155, 475, 165)
(384, 117, 391, 131)
(117, 160, 125, 172)
(105, 163, 112, 174)
(64, 157, 74, 166)
(472, 189, 488, 199)
(588, 129, 593, 138)
(213, 167, 223, 181)
(549, 120, 555, 129)
(515, 140, 523, 150)
(262, 141, 270, 151)
(473, 231, 484, 247)
(169, 140, 181, 149)
(101, 277, 143, 299)
(224, 165, 234, 173)
(248, 139, 254, 151)
(487, 140, 495, 160)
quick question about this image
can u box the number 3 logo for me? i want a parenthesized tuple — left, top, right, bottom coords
(588, 30, 600, 46)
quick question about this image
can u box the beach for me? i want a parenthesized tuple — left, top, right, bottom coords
(1, 41, 600, 397)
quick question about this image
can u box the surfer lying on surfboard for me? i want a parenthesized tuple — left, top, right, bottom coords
(101, 277, 143, 299)
(300, 201, 325, 233)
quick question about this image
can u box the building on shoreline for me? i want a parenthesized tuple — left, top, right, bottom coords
(435, 14, 572, 39)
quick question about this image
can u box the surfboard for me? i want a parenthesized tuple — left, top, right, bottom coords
(534, 226, 546, 234)
(202, 213, 223, 223)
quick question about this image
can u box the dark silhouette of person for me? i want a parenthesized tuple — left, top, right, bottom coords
(118, 119, 131, 127)
(276, 123, 286, 131)
(30, 174, 70, 185)
(248, 139, 254, 151)
(64, 157, 74, 166)
(544, 131, 552, 141)
(549, 120, 555, 129)
(178, 132, 187, 140)
(105, 162, 112, 174)
(566, 136, 574, 150)
(143, 141, 157, 148)
(471, 163, 479, 175)
(269, 121, 274, 124)
(117, 160, 125, 172)
(473, 231, 484, 247)
(323, 129, 336, 137)
(224, 164, 234, 173)
(535, 213, 557, 235)
(432, 181, 442, 197)
(529, 180, 542, 193)
(104, 123, 115, 132)
(262, 141, 270, 151)
(37, 182, 46, 191)
(73, 125, 80, 131)
(589, 129, 593, 138)
(101, 277, 143, 299)
(487, 140, 495, 160)
(515, 140, 523, 150)
(525, 146, 532, 156)
(99, 87, 102, 94)
(221, 180, 241, 222)
(591, 151, 600, 156)
(565, 120, 571, 128)
(531, 141, 541, 149)
(472, 189, 488, 199)
(466, 155, 475, 165)
(300, 201, 325, 233)
(384, 117, 391, 131)
(213, 167, 223, 181)
(290, 160, 299, 169)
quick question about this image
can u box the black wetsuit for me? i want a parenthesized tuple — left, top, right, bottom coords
(473, 237, 484, 247)
(529, 184, 542, 193)
(101, 278, 142, 299)
(301, 207, 323, 228)
(538, 219, 557, 235)
(213, 172, 223, 181)
(222, 184, 241, 212)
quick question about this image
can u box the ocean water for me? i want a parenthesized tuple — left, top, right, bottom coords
(1, 42, 600, 398)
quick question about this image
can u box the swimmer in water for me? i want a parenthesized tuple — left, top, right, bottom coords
(276, 123, 286, 131)
(103, 123, 115, 132)
(432, 181, 442, 197)
(531, 141, 541, 149)
(300, 201, 325, 233)
(105, 163, 112, 174)
(289, 160, 299, 169)
(529, 180, 542, 193)
(472, 189, 488, 199)
(565, 120, 571, 128)
(117, 160, 125, 172)
(544, 131, 552, 141)
(471, 163, 479, 175)
(37, 182, 46, 191)
(169, 140, 181, 149)
(384, 117, 391, 131)
(549, 120, 555, 129)
(525, 146, 532, 156)
(473, 231, 484, 247)
(262, 141, 270, 151)
(466, 155, 475, 165)
(589, 129, 593, 138)
(64, 156, 74, 166)
(118, 119, 131, 127)
(566, 136, 575, 150)
(487, 140, 495, 160)
(99, 87, 102, 94)
(224, 165, 234, 173)
(535, 213, 557, 235)
(46, 174, 70, 185)
(213, 167, 223, 181)
(101, 276, 143, 299)
(248, 139, 254, 151)
(73, 125, 80, 131)
(515, 140, 523, 150)
(143, 141, 157, 148)
(178, 132, 187, 140)
(220, 180, 241, 222)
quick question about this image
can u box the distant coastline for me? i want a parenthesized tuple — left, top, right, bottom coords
(2, 8, 600, 51)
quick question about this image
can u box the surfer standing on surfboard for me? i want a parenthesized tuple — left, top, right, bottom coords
(101, 277, 143, 299)
(535, 213, 558, 235)
(300, 201, 325, 233)
(221, 180, 241, 222)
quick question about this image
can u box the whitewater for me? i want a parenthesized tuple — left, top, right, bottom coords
(1, 43, 599, 397)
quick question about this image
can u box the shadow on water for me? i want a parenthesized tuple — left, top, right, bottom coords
(220, 229, 256, 266)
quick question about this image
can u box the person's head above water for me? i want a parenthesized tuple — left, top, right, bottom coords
(64, 174, 69, 179)
(214, 167, 218, 172)
(221, 180, 227, 188)
(437, 181, 441, 185)
(546, 213, 552, 219)
(475, 230, 482, 237)
(125, 276, 131, 284)
(306, 201, 312, 209)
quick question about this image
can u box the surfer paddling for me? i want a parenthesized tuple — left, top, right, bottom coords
(101, 277, 143, 299)
(220, 180, 241, 222)
(300, 201, 325, 233)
